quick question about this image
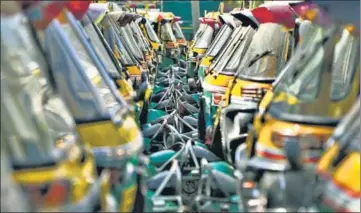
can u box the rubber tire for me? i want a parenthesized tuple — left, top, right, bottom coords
(198, 97, 206, 142)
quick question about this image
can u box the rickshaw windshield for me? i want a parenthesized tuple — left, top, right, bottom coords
(0, 14, 72, 161)
(173, 21, 185, 39)
(208, 27, 241, 72)
(160, 21, 177, 42)
(101, 16, 135, 65)
(130, 21, 148, 52)
(145, 20, 160, 43)
(194, 25, 214, 49)
(61, 24, 118, 110)
(121, 24, 144, 60)
(237, 23, 291, 79)
(83, 23, 120, 77)
(193, 23, 207, 41)
(269, 26, 359, 119)
(330, 29, 360, 101)
(206, 24, 232, 57)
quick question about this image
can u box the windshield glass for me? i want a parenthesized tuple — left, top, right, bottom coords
(206, 24, 233, 57)
(0, 14, 75, 162)
(101, 16, 135, 65)
(161, 22, 177, 42)
(173, 21, 185, 39)
(195, 25, 214, 49)
(330, 29, 360, 100)
(210, 26, 255, 73)
(144, 20, 160, 43)
(237, 23, 292, 78)
(120, 24, 144, 60)
(61, 24, 118, 110)
(193, 23, 207, 41)
(269, 26, 359, 119)
(130, 21, 148, 52)
(83, 23, 120, 78)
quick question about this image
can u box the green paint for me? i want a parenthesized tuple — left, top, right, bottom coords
(149, 150, 176, 167)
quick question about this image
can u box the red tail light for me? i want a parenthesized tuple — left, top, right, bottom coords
(25, 180, 71, 207)
(66, 1, 91, 20)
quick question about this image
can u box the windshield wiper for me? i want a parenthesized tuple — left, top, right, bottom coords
(247, 50, 273, 67)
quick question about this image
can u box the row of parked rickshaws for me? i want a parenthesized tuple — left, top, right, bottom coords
(0, 0, 360, 213)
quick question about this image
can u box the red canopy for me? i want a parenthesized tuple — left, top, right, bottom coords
(252, 4, 297, 29)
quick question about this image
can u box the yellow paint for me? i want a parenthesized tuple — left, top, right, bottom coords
(257, 116, 334, 150)
(126, 65, 142, 76)
(258, 90, 274, 114)
(333, 152, 360, 194)
(100, 170, 111, 211)
(116, 79, 134, 99)
(92, 75, 102, 86)
(200, 56, 213, 67)
(204, 73, 234, 88)
(32, 68, 41, 76)
(150, 41, 160, 50)
(13, 144, 98, 206)
(119, 185, 137, 212)
(192, 47, 207, 55)
(317, 143, 339, 173)
(272, 91, 299, 105)
(76, 117, 140, 148)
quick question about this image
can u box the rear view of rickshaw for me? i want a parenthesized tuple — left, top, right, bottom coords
(215, 4, 297, 162)
(244, 21, 360, 175)
(1, 3, 115, 211)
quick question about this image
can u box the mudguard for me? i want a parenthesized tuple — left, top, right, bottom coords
(195, 159, 240, 212)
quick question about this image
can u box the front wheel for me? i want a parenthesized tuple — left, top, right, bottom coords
(198, 97, 206, 142)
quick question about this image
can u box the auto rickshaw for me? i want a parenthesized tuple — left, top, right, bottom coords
(147, 11, 180, 61)
(187, 11, 221, 71)
(198, 24, 256, 144)
(243, 21, 360, 174)
(27, 5, 147, 211)
(231, 4, 333, 164)
(1, 4, 114, 211)
(213, 4, 297, 162)
(135, 13, 163, 64)
(172, 16, 188, 56)
(88, 3, 148, 89)
(197, 11, 259, 84)
(230, 100, 360, 212)
(311, 100, 360, 213)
